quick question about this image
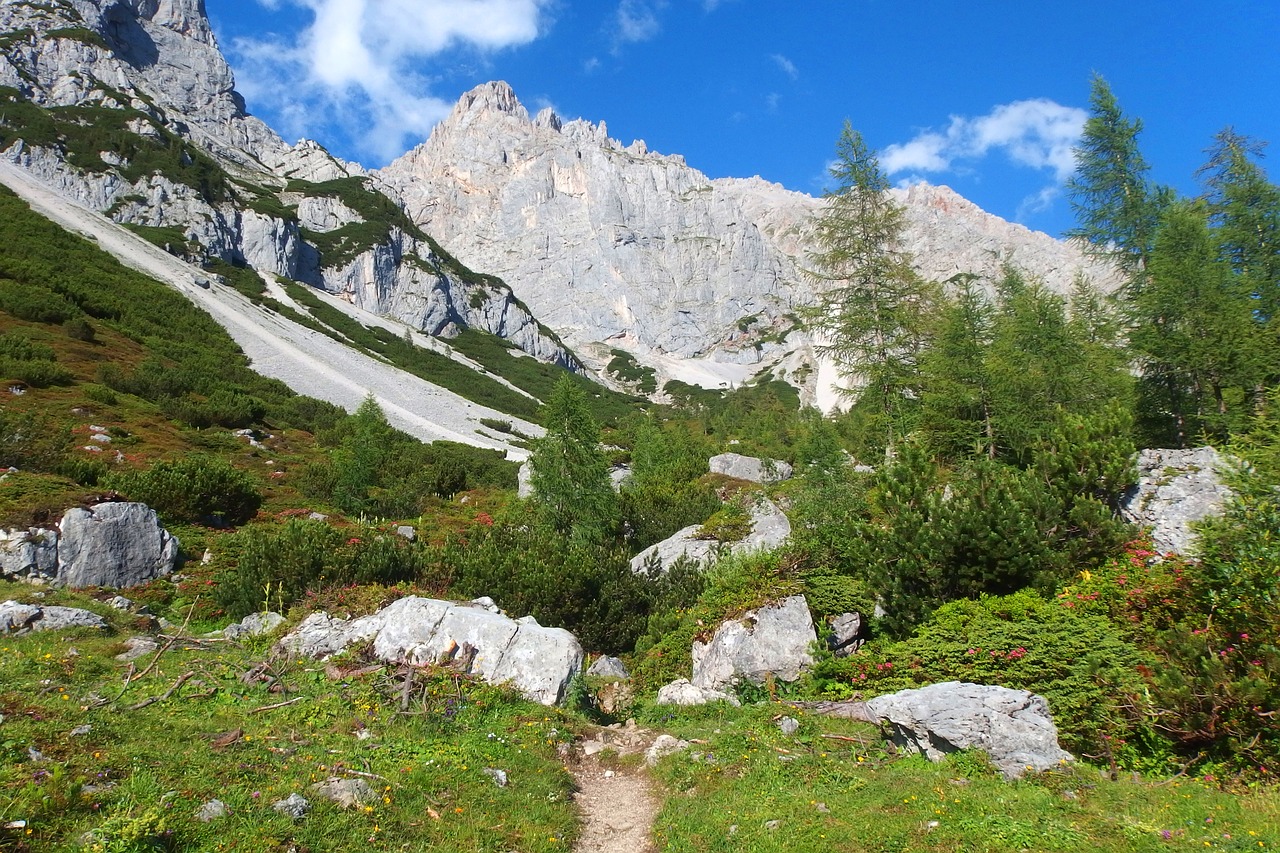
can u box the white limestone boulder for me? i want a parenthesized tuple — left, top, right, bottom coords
(691, 595, 816, 690)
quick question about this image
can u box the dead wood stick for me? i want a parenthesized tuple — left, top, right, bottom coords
(819, 733, 865, 744)
(125, 598, 200, 689)
(127, 671, 195, 711)
(250, 696, 304, 714)
(339, 768, 393, 784)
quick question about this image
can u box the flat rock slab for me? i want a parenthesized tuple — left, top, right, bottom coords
(0, 600, 108, 634)
(708, 452, 793, 484)
(865, 681, 1073, 779)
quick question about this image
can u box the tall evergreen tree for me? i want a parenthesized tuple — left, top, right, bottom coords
(1067, 75, 1161, 276)
(919, 274, 997, 461)
(1134, 199, 1265, 443)
(528, 375, 618, 543)
(807, 121, 933, 455)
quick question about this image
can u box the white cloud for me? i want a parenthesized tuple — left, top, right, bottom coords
(880, 99, 1086, 221)
(230, 0, 551, 165)
(770, 53, 798, 81)
(613, 0, 665, 47)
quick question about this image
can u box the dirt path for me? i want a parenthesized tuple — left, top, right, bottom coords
(570, 724, 663, 853)
(571, 763, 659, 853)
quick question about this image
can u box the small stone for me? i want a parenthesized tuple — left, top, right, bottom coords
(815, 802, 830, 814)
(27, 747, 45, 762)
(197, 799, 229, 822)
(70, 724, 92, 736)
(482, 768, 508, 788)
(395, 525, 416, 541)
(310, 777, 373, 809)
(603, 770, 614, 778)
(927, 820, 940, 830)
(777, 716, 800, 736)
(645, 734, 690, 767)
(272, 793, 310, 820)
(765, 820, 781, 831)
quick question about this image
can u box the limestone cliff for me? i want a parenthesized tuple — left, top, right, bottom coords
(0, 0, 574, 367)
(380, 81, 1119, 387)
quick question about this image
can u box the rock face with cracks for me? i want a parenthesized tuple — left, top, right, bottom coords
(1120, 447, 1232, 556)
(865, 681, 1073, 779)
(277, 596, 584, 706)
(691, 595, 816, 690)
(56, 502, 179, 589)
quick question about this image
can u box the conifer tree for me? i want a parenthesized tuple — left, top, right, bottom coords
(807, 121, 933, 454)
(1067, 75, 1161, 276)
(919, 274, 997, 461)
(528, 375, 618, 543)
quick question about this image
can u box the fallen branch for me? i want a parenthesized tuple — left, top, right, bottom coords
(250, 696, 304, 714)
(114, 599, 199, 706)
(819, 733, 865, 744)
(127, 671, 195, 711)
(339, 767, 393, 785)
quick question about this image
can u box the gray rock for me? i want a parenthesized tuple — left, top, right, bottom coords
(629, 496, 790, 575)
(278, 596, 583, 705)
(272, 793, 310, 820)
(196, 799, 228, 822)
(106, 596, 135, 611)
(654, 678, 741, 707)
(865, 681, 1073, 779)
(709, 453, 793, 484)
(56, 503, 178, 589)
(691, 595, 816, 690)
(222, 611, 286, 641)
(482, 767, 508, 788)
(0, 527, 58, 582)
(777, 716, 800, 736)
(629, 526, 719, 576)
(310, 777, 375, 809)
(585, 655, 629, 679)
(0, 601, 108, 634)
(116, 636, 160, 662)
(70, 724, 92, 736)
(395, 525, 416, 541)
(828, 612, 868, 657)
(517, 460, 533, 499)
(645, 734, 691, 767)
(1120, 447, 1232, 555)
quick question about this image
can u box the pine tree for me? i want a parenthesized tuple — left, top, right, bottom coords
(1067, 75, 1161, 276)
(807, 121, 933, 454)
(528, 375, 618, 543)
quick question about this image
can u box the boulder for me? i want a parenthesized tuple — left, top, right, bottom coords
(865, 681, 1073, 779)
(310, 777, 375, 809)
(222, 611, 286, 641)
(56, 502, 179, 588)
(1120, 447, 1232, 555)
(645, 734, 691, 767)
(655, 678, 741, 707)
(691, 595, 816, 690)
(278, 596, 583, 705)
(828, 612, 869, 657)
(0, 600, 108, 634)
(585, 655, 629, 679)
(0, 527, 59, 583)
(708, 452, 793, 484)
(629, 525, 718, 575)
(629, 496, 791, 575)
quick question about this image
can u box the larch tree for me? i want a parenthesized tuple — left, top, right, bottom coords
(1066, 75, 1162, 278)
(807, 121, 932, 455)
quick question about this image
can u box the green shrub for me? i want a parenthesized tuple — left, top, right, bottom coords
(0, 409, 68, 472)
(108, 457, 262, 526)
(216, 520, 426, 619)
(812, 590, 1150, 760)
(0, 279, 77, 323)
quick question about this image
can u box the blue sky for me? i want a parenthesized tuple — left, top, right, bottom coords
(209, 1, 1280, 238)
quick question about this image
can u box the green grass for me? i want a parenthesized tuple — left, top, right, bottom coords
(606, 348, 658, 395)
(0, 584, 580, 852)
(642, 703, 1280, 852)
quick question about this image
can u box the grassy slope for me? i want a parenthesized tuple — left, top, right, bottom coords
(0, 584, 578, 853)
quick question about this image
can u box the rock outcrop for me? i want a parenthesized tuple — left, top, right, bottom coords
(629, 495, 791, 574)
(655, 678, 741, 708)
(277, 596, 583, 706)
(708, 452, 793, 484)
(691, 595, 816, 691)
(56, 502, 179, 588)
(1121, 447, 1232, 556)
(865, 681, 1073, 779)
(0, 527, 59, 583)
